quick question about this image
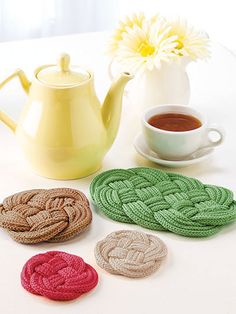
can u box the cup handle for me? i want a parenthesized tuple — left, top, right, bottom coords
(204, 124, 225, 148)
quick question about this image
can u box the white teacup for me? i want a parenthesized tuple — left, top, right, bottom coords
(142, 104, 225, 160)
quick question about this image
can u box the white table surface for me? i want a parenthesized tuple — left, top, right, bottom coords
(0, 32, 236, 314)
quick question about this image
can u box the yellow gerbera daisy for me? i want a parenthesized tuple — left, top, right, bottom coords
(108, 13, 146, 54)
(169, 19, 210, 60)
(114, 18, 178, 73)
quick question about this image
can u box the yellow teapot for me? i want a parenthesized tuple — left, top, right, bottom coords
(0, 54, 133, 179)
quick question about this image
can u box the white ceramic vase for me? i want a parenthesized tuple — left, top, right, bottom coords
(109, 57, 191, 112)
(126, 57, 190, 111)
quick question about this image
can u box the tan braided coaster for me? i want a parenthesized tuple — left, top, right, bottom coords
(0, 188, 92, 244)
(94, 230, 167, 278)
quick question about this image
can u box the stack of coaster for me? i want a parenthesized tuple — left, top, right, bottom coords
(21, 251, 98, 301)
(95, 230, 167, 278)
(0, 188, 92, 243)
(90, 167, 236, 237)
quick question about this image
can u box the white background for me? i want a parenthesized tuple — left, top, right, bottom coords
(0, 0, 236, 51)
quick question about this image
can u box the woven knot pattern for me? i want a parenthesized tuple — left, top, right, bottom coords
(0, 188, 92, 243)
(90, 168, 236, 237)
(95, 230, 167, 278)
(21, 251, 98, 301)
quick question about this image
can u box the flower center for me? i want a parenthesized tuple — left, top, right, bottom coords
(137, 41, 155, 56)
(175, 39, 184, 50)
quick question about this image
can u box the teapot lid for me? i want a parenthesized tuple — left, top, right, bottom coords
(36, 53, 90, 86)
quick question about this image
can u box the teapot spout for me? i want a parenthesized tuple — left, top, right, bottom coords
(102, 72, 133, 149)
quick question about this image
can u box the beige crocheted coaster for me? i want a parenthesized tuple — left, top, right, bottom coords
(94, 230, 167, 278)
(0, 188, 92, 244)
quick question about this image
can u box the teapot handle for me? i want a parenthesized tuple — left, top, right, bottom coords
(0, 69, 31, 132)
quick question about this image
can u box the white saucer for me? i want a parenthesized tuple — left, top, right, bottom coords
(134, 133, 214, 168)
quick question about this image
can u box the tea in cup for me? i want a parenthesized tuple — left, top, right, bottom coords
(142, 104, 225, 160)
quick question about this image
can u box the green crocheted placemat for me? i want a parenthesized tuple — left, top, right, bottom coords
(90, 167, 236, 237)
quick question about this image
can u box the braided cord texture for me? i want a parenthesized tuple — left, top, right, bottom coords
(0, 188, 92, 243)
(21, 251, 98, 301)
(90, 167, 236, 237)
(95, 230, 167, 278)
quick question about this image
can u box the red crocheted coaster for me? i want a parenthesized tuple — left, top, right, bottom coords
(21, 251, 98, 301)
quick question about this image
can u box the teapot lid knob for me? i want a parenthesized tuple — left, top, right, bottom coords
(59, 53, 70, 72)
(36, 53, 90, 86)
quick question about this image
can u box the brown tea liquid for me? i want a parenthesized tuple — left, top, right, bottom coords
(148, 113, 202, 132)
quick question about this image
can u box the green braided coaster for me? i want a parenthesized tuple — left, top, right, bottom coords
(90, 167, 236, 237)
